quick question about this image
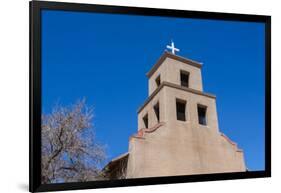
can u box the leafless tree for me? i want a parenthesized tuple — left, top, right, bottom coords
(41, 99, 107, 184)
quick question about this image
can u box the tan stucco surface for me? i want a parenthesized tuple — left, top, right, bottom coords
(148, 53, 203, 95)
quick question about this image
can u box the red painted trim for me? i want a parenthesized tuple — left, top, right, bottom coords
(131, 122, 165, 139)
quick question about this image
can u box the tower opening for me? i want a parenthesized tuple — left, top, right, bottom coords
(154, 102, 160, 122)
(180, 70, 189, 88)
(176, 99, 186, 121)
(143, 114, 148, 128)
(155, 75, 161, 87)
(198, 105, 207, 125)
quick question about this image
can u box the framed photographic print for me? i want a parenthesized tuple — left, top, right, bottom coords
(30, 0, 271, 192)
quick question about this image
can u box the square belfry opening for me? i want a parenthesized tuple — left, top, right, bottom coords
(155, 75, 161, 87)
(142, 114, 148, 128)
(176, 99, 186, 121)
(180, 70, 189, 88)
(198, 104, 207, 125)
(154, 102, 160, 122)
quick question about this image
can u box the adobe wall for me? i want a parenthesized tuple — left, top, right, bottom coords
(127, 86, 245, 178)
(148, 57, 203, 95)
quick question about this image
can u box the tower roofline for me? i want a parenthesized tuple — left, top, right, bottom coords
(137, 81, 216, 113)
(146, 51, 202, 78)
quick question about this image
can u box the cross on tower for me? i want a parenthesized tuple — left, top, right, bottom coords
(166, 40, 180, 55)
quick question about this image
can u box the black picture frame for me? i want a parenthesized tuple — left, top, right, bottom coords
(29, 1, 271, 192)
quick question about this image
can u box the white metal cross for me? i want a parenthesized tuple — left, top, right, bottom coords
(166, 40, 180, 54)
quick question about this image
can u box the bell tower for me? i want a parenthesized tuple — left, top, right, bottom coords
(137, 48, 216, 133)
(147, 41, 203, 96)
(125, 42, 245, 178)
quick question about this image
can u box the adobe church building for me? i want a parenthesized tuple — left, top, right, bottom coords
(103, 42, 246, 179)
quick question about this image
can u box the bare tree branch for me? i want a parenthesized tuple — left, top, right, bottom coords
(41, 99, 107, 183)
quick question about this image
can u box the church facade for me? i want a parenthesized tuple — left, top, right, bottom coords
(103, 48, 246, 179)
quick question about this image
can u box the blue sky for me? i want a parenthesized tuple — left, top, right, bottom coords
(41, 10, 265, 171)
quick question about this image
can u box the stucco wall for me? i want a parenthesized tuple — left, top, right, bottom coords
(164, 86, 219, 134)
(148, 57, 203, 95)
(127, 86, 245, 178)
(137, 87, 166, 130)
